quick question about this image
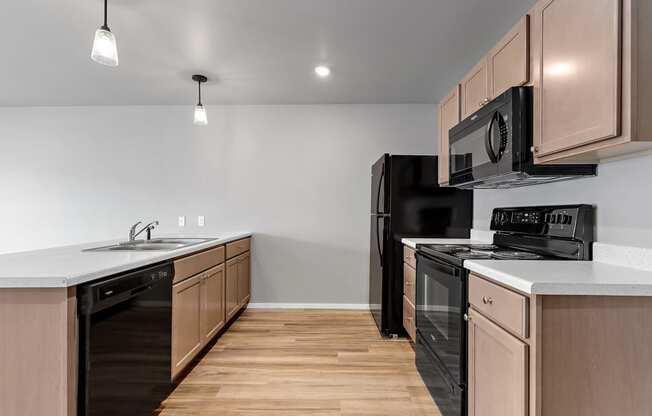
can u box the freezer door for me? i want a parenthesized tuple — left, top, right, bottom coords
(371, 155, 390, 214)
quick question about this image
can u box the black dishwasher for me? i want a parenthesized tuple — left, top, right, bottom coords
(78, 262, 174, 416)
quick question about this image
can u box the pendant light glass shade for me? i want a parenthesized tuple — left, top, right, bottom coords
(192, 75, 208, 126)
(194, 104, 208, 126)
(91, 27, 119, 67)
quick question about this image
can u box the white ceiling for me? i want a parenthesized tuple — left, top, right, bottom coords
(2, 0, 534, 106)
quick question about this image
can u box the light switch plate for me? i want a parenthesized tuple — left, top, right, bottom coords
(178, 216, 186, 227)
(198, 215, 205, 227)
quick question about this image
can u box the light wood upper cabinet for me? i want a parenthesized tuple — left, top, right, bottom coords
(438, 85, 461, 185)
(488, 15, 529, 98)
(533, 0, 621, 159)
(468, 308, 528, 416)
(461, 60, 490, 120)
(171, 274, 203, 379)
(201, 264, 225, 344)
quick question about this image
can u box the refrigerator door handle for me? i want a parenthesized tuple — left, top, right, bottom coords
(376, 216, 384, 265)
(375, 166, 385, 214)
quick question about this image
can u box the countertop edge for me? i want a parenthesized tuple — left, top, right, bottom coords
(0, 232, 253, 289)
(464, 260, 652, 296)
(464, 261, 535, 294)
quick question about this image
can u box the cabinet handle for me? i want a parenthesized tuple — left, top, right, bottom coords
(531, 146, 540, 154)
(479, 97, 490, 107)
(463, 313, 471, 322)
(482, 296, 494, 305)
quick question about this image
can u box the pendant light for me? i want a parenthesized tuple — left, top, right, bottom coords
(91, 0, 119, 67)
(192, 75, 208, 126)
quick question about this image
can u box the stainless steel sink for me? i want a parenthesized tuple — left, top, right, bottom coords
(84, 238, 216, 252)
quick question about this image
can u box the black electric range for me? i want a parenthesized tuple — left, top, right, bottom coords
(414, 205, 595, 416)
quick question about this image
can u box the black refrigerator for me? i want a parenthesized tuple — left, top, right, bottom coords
(369, 154, 473, 337)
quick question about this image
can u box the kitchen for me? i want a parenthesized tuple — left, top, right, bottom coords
(1, 0, 652, 415)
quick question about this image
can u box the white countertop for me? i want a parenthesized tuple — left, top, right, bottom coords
(464, 260, 652, 296)
(401, 229, 494, 249)
(0, 232, 252, 288)
(401, 238, 489, 249)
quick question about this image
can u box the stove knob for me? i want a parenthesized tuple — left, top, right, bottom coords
(500, 212, 509, 224)
(562, 215, 572, 224)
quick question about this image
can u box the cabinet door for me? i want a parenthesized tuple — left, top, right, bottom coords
(201, 264, 225, 343)
(171, 274, 203, 379)
(237, 252, 251, 307)
(533, 0, 621, 158)
(488, 15, 529, 98)
(461, 59, 490, 119)
(438, 85, 461, 185)
(225, 257, 240, 320)
(468, 308, 528, 416)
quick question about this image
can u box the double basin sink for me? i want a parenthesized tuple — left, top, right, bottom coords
(84, 238, 216, 252)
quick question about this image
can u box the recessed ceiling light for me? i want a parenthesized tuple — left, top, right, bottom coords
(314, 65, 331, 78)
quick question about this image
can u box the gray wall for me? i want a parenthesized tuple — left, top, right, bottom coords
(472, 153, 652, 248)
(0, 104, 436, 304)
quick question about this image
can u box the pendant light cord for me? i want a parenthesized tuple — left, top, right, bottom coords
(198, 81, 202, 106)
(103, 0, 109, 30)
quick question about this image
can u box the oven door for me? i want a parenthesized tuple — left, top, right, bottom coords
(448, 91, 515, 187)
(415, 253, 466, 385)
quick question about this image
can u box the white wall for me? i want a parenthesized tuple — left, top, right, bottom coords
(472, 153, 652, 248)
(0, 104, 436, 304)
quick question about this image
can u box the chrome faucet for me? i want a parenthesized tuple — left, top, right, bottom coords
(129, 220, 159, 241)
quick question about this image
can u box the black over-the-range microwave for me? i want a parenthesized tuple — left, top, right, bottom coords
(447, 86, 596, 189)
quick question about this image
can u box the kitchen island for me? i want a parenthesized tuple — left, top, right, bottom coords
(0, 232, 252, 416)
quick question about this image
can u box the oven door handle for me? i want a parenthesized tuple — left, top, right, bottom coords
(418, 254, 461, 277)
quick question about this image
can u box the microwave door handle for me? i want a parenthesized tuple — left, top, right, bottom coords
(485, 112, 498, 163)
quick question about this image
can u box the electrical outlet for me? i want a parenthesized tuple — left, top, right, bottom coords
(178, 216, 186, 227)
(198, 216, 205, 227)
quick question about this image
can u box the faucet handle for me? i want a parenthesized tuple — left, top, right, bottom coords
(129, 221, 142, 240)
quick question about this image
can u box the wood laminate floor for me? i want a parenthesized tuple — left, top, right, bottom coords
(157, 309, 441, 416)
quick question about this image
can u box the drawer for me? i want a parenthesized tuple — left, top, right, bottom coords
(403, 296, 416, 341)
(404, 246, 417, 269)
(173, 246, 225, 284)
(226, 237, 251, 259)
(469, 273, 529, 339)
(403, 263, 416, 305)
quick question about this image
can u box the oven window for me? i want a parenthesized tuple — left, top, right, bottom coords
(450, 123, 490, 175)
(421, 274, 460, 342)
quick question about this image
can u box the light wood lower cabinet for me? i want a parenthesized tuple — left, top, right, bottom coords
(171, 274, 203, 379)
(237, 252, 251, 306)
(468, 308, 528, 416)
(225, 258, 240, 320)
(200, 264, 225, 343)
(226, 251, 251, 320)
(469, 272, 652, 416)
(172, 263, 229, 380)
(402, 244, 417, 341)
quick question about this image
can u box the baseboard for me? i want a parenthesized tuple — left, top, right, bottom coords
(248, 303, 370, 310)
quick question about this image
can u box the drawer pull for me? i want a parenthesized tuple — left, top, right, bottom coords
(463, 313, 471, 322)
(482, 296, 494, 305)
